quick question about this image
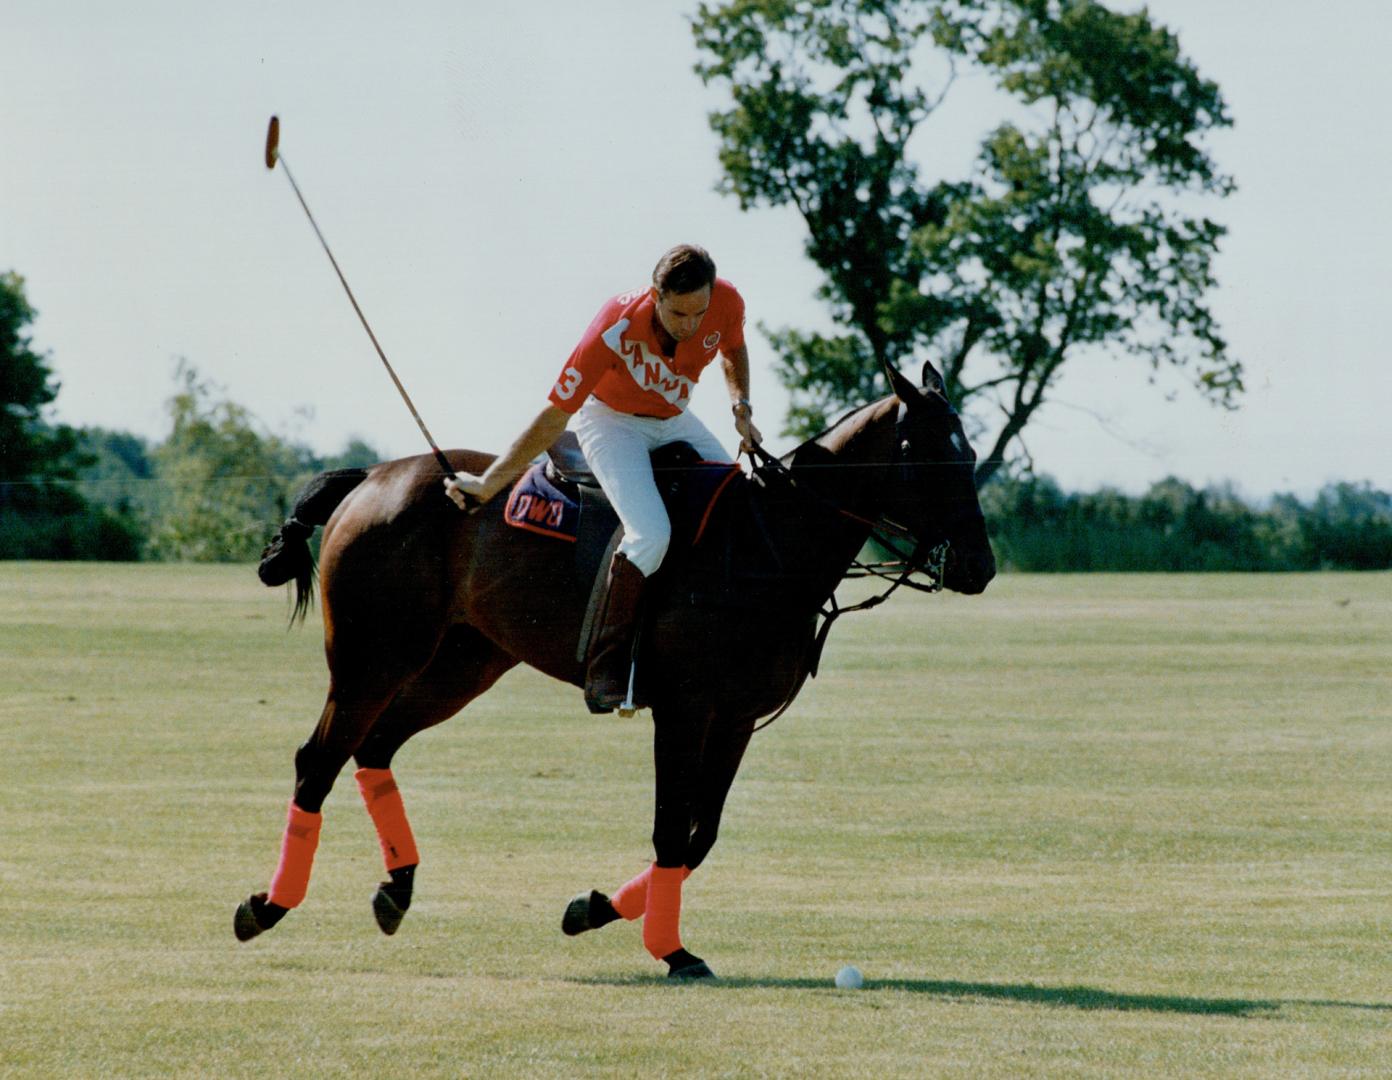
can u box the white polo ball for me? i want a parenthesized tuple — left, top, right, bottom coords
(834, 964, 864, 990)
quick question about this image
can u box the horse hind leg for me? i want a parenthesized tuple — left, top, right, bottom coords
(234, 683, 399, 943)
(353, 767, 418, 937)
(348, 625, 517, 935)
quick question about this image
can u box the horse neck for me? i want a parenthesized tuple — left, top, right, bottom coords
(802, 398, 899, 516)
(762, 398, 899, 587)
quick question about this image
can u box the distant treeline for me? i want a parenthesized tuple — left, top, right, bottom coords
(981, 475, 1392, 572)
(7, 422, 1390, 572)
(1, 365, 381, 563)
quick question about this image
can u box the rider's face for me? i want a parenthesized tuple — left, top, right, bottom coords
(652, 285, 711, 343)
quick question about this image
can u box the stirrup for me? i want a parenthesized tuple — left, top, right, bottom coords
(617, 659, 638, 718)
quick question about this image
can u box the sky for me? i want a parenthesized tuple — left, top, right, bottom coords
(4, 0, 1390, 500)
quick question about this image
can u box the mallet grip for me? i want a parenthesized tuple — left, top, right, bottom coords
(265, 116, 280, 169)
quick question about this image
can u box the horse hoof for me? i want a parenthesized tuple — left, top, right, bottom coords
(372, 885, 407, 936)
(234, 892, 286, 942)
(663, 948, 716, 981)
(562, 890, 620, 936)
(234, 900, 263, 942)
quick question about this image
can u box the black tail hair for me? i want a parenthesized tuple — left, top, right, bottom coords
(258, 468, 370, 624)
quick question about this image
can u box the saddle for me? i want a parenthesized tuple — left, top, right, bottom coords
(502, 432, 766, 662)
(507, 433, 817, 712)
(503, 431, 743, 558)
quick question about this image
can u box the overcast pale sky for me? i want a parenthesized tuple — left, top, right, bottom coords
(4, 1, 1389, 498)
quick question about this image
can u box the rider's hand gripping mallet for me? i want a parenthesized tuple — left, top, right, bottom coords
(263, 116, 476, 507)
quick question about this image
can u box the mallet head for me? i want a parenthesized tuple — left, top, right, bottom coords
(264, 115, 280, 170)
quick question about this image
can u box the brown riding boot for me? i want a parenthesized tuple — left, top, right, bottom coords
(585, 552, 647, 714)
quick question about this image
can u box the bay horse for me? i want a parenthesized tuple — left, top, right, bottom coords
(233, 361, 995, 979)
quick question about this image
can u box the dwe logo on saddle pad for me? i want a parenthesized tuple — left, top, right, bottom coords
(504, 465, 580, 542)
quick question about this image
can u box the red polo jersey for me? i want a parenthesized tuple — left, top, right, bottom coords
(547, 279, 746, 418)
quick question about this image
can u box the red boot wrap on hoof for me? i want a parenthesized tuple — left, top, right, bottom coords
(611, 863, 691, 921)
(267, 801, 322, 909)
(355, 767, 420, 871)
(642, 864, 687, 961)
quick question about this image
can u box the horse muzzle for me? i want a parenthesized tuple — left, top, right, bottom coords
(942, 544, 996, 595)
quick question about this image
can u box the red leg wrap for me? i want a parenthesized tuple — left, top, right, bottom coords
(642, 864, 686, 960)
(610, 865, 652, 921)
(355, 768, 420, 871)
(267, 801, 322, 909)
(611, 863, 691, 921)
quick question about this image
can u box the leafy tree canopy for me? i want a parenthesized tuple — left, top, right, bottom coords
(1, 271, 83, 487)
(145, 362, 313, 562)
(142, 364, 385, 563)
(692, 0, 1243, 484)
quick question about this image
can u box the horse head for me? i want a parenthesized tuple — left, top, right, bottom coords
(880, 361, 996, 595)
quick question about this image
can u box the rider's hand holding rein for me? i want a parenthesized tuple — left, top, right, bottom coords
(732, 399, 761, 455)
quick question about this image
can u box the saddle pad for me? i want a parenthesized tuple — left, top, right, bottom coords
(504, 463, 580, 542)
(504, 459, 743, 547)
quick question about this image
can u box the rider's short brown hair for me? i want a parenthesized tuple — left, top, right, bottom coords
(652, 244, 716, 296)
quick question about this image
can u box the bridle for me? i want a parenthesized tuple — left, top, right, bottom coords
(742, 412, 958, 731)
(745, 400, 956, 587)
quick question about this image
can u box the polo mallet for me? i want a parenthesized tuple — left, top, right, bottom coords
(263, 116, 466, 492)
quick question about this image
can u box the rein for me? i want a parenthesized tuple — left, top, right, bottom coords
(743, 442, 950, 733)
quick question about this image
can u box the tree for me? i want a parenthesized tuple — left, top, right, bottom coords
(75, 428, 154, 518)
(143, 364, 386, 562)
(1, 271, 81, 492)
(146, 363, 312, 562)
(1302, 483, 1392, 570)
(692, 0, 1242, 484)
(0, 272, 141, 559)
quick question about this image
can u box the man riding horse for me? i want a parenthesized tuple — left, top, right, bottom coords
(236, 240, 995, 976)
(444, 244, 761, 713)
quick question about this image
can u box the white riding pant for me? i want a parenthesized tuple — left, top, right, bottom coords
(570, 397, 731, 576)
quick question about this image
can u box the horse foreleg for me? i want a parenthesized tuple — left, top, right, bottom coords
(562, 863, 691, 937)
(561, 709, 755, 982)
(562, 707, 717, 976)
(684, 719, 755, 872)
(643, 706, 715, 978)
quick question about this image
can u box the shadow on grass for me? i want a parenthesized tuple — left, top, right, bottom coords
(571, 974, 1391, 1017)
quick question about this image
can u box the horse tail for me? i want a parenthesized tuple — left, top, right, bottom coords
(258, 467, 370, 624)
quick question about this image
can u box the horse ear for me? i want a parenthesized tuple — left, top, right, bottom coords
(883, 362, 920, 404)
(921, 360, 945, 395)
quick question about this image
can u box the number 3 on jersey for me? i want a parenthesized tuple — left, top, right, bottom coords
(553, 366, 583, 401)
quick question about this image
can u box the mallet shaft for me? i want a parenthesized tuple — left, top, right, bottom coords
(265, 116, 455, 479)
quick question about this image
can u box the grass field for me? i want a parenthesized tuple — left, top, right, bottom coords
(1, 563, 1389, 1078)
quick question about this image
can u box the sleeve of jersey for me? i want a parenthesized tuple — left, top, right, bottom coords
(547, 323, 613, 414)
(721, 285, 747, 353)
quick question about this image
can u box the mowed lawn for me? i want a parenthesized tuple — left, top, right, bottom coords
(1, 563, 1389, 1078)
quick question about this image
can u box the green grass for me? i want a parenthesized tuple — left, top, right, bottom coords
(1, 564, 1389, 1078)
